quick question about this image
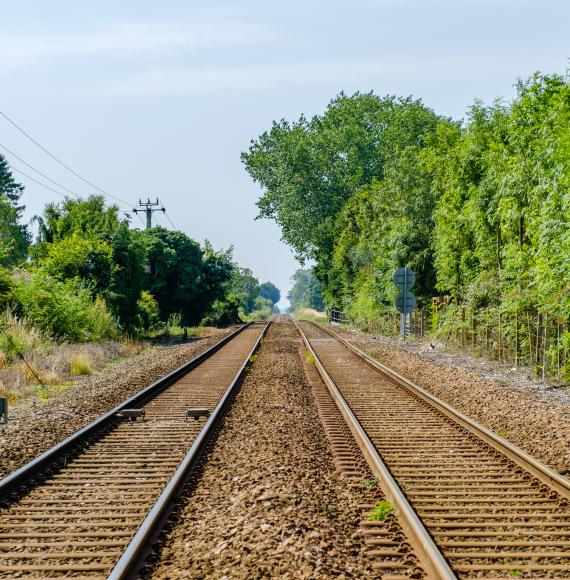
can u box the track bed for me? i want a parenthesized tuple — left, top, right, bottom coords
(298, 321, 570, 578)
(0, 323, 266, 578)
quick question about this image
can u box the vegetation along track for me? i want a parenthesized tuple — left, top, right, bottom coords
(296, 320, 570, 578)
(0, 321, 269, 578)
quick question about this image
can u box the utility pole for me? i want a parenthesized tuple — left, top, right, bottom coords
(133, 198, 165, 229)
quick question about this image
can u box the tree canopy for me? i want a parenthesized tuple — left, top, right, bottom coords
(244, 71, 570, 341)
(0, 157, 30, 266)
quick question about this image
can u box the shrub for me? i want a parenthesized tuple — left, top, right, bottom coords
(12, 270, 119, 342)
(202, 295, 241, 326)
(135, 291, 160, 332)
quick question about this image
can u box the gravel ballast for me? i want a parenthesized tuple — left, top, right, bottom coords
(151, 320, 374, 579)
(328, 324, 570, 474)
(0, 329, 232, 478)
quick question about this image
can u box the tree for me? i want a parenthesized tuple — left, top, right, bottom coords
(139, 227, 206, 325)
(40, 235, 115, 295)
(242, 92, 441, 307)
(34, 195, 146, 328)
(288, 269, 325, 311)
(259, 281, 280, 306)
(0, 155, 30, 265)
(229, 267, 260, 314)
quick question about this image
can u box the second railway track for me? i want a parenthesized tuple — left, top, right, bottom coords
(296, 320, 570, 578)
(0, 321, 269, 578)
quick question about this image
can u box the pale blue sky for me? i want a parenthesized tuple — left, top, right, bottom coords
(1, 0, 568, 308)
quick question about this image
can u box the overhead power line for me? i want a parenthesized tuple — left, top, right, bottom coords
(0, 143, 81, 199)
(0, 110, 131, 207)
(164, 211, 177, 230)
(9, 164, 70, 199)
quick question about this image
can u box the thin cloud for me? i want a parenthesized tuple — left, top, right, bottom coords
(0, 20, 264, 69)
(99, 52, 534, 97)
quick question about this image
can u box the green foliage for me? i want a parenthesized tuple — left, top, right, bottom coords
(12, 270, 118, 342)
(367, 500, 394, 521)
(201, 294, 241, 326)
(246, 71, 570, 379)
(135, 291, 160, 331)
(70, 354, 93, 376)
(259, 281, 280, 306)
(34, 195, 146, 328)
(243, 92, 440, 300)
(361, 477, 378, 490)
(0, 309, 50, 362)
(139, 228, 234, 326)
(40, 235, 115, 295)
(0, 155, 30, 265)
(229, 267, 260, 314)
(288, 269, 325, 311)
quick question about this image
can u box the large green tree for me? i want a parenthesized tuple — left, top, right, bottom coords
(0, 155, 30, 265)
(259, 281, 280, 306)
(35, 195, 146, 328)
(288, 269, 325, 311)
(243, 92, 442, 312)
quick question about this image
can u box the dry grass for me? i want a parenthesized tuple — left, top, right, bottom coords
(294, 308, 328, 323)
(70, 354, 93, 376)
(0, 339, 152, 403)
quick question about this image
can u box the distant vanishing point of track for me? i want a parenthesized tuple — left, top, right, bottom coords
(0, 322, 268, 578)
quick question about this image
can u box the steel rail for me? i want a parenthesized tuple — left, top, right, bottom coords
(311, 321, 570, 501)
(294, 319, 456, 579)
(0, 323, 252, 501)
(108, 318, 271, 579)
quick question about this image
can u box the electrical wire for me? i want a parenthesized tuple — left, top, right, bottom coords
(0, 110, 131, 207)
(164, 211, 177, 230)
(0, 143, 81, 199)
(9, 164, 71, 199)
(134, 212, 146, 227)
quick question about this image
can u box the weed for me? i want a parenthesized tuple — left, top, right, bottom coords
(496, 429, 508, 437)
(249, 354, 258, 364)
(36, 388, 50, 401)
(70, 354, 93, 376)
(508, 570, 520, 577)
(42, 371, 63, 386)
(361, 477, 378, 490)
(367, 500, 394, 521)
(304, 350, 315, 365)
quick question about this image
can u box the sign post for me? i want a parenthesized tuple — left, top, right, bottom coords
(393, 267, 416, 340)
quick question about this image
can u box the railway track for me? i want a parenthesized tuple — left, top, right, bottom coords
(296, 320, 570, 578)
(0, 321, 269, 578)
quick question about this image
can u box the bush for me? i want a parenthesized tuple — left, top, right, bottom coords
(202, 295, 241, 326)
(12, 270, 119, 342)
(135, 291, 160, 331)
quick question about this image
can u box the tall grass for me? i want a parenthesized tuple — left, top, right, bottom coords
(0, 310, 151, 401)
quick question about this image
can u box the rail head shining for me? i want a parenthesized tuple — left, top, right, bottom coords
(294, 319, 456, 580)
(311, 321, 570, 502)
(108, 319, 272, 580)
(0, 323, 252, 501)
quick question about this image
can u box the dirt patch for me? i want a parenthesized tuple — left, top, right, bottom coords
(0, 328, 233, 478)
(151, 320, 374, 579)
(328, 324, 570, 474)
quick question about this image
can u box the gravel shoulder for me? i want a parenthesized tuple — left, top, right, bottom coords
(0, 328, 233, 478)
(151, 320, 374, 579)
(327, 324, 570, 474)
